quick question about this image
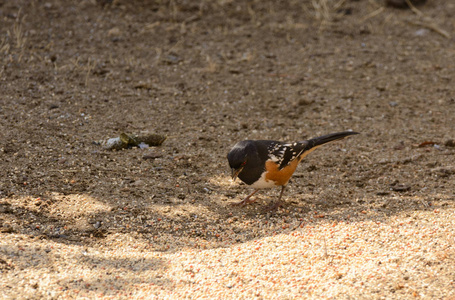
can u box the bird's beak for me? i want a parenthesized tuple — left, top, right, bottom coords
(231, 167, 243, 181)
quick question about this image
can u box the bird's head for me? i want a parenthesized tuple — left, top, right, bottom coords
(227, 141, 255, 181)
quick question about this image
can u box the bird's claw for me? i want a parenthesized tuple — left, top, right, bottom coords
(263, 201, 283, 212)
(231, 197, 258, 206)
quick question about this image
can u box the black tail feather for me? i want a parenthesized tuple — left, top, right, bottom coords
(305, 131, 359, 149)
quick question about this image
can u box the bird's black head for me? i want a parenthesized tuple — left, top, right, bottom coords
(227, 140, 256, 180)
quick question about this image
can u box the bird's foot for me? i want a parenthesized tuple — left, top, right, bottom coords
(231, 189, 259, 207)
(231, 196, 258, 206)
(263, 201, 283, 212)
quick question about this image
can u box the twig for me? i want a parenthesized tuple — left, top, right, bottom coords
(407, 20, 451, 39)
(403, 0, 450, 39)
(333, 0, 347, 11)
(32, 52, 44, 62)
(85, 58, 94, 87)
(0, 36, 10, 54)
(291, 220, 304, 231)
(405, 0, 424, 17)
(13, 8, 27, 49)
(360, 6, 384, 23)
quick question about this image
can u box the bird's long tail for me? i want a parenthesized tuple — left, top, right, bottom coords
(303, 131, 359, 150)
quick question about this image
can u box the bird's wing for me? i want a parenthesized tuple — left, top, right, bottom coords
(266, 141, 309, 170)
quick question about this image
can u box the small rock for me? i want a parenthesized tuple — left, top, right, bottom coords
(297, 98, 314, 106)
(108, 27, 121, 37)
(163, 54, 182, 65)
(390, 184, 411, 192)
(414, 29, 429, 37)
(100, 133, 166, 150)
(143, 153, 163, 160)
(102, 137, 126, 150)
(138, 142, 149, 149)
(389, 101, 398, 107)
(445, 139, 455, 147)
(93, 221, 102, 229)
(132, 180, 144, 186)
(377, 85, 387, 92)
(376, 191, 390, 196)
(134, 81, 159, 90)
(393, 141, 405, 150)
(139, 134, 167, 146)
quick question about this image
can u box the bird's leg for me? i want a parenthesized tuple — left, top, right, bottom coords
(265, 186, 286, 211)
(231, 189, 259, 206)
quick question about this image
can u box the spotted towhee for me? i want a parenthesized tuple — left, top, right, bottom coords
(227, 131, 359, 210)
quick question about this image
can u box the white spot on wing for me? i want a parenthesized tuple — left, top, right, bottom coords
(269, 155, 279, 162)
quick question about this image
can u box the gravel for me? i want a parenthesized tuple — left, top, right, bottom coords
(2, 199, 454, 299)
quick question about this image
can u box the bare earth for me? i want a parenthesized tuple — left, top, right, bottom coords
(1, 0, 455, 299)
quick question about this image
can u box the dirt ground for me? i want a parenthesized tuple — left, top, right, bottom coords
(1, 0, 455, 298)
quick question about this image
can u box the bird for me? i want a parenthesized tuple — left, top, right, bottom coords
(227, 131, 359, 210)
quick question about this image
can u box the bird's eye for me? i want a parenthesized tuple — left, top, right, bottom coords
(241, 161, 247, 166)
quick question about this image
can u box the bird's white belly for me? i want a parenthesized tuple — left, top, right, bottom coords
(250, 172, 277, 189)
